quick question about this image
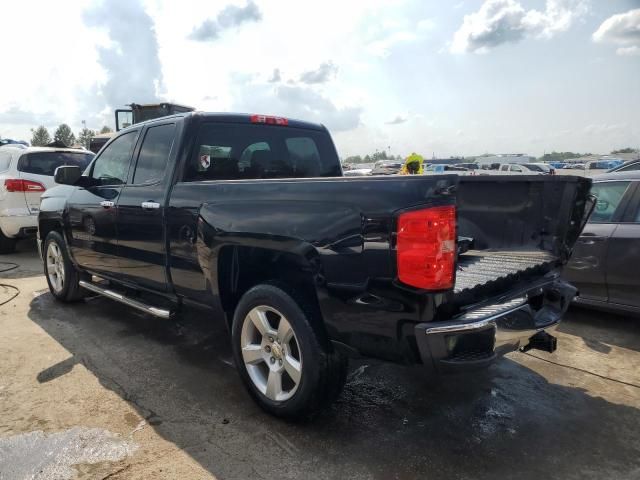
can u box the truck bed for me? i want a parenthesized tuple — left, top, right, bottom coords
(455, 250, 557, 293)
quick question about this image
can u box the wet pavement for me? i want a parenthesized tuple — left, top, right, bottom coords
(1, 240, 639, 479)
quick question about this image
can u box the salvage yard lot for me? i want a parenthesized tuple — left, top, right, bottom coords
(1, 241, 640, 480)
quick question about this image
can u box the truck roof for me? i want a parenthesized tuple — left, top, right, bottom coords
(127, 111, 327, 132)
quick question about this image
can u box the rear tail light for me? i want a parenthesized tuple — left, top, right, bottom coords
(250, 114, 288, 126)
(4, 179, 46, 192)
(396, 205, 456, 290)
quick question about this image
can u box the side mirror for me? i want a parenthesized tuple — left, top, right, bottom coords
(54, 165, 82, 185)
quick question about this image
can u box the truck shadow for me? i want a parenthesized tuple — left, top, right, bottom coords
(28, 293, 640, 480)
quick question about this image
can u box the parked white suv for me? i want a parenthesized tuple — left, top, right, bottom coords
(497, 163, 552, 175)
(0, 146, 94, 253)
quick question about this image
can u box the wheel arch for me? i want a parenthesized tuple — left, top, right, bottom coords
(38, 217, 64, 255)
(216, 244, 327, 339)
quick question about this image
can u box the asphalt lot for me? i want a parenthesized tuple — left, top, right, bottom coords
(1, 240, 640, 480)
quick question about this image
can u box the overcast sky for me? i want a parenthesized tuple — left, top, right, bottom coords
(0, 0, 638, 157)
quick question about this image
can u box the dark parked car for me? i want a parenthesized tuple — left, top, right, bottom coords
(39, 112, 591, 418)
(566, 170, 640, 315)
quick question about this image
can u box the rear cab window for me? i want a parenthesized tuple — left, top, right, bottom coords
(17, 151, 94, 176)
(184, 123, 340, 181)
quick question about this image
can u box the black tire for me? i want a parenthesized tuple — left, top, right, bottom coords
(43, 231, 85, 302)
(0, 228, 16, 254)
(231, 283, 347, 420)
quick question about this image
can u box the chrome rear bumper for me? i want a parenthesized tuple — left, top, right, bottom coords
(414, 277, 576, 373)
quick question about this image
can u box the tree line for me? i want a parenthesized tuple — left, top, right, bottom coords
(30, 124, 113, 149)
(539, 149, 639, 162)
(343, 151, 404, 164)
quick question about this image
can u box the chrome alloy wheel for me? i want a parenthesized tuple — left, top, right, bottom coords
(46, 242, 65, 293)
(240, 305, 303, 402)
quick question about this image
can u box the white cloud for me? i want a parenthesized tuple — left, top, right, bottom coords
(299, 62, 338, 84)
(188, 1, 262, 41)
(230, 79, 362, 132)
(83, 0, 163, 113)
(385, 115, 408, 125)
(592, 9, 640, 56)
(451, 0, 588, 54)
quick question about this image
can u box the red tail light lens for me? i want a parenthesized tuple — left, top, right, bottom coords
(250, 114, 288, 126)
(397, 205, 456, 290)
(4, 179, 46, 192)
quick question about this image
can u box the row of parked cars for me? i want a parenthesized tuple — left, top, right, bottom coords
(343, 160, 557, 176)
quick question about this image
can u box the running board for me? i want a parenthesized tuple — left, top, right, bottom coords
(79, 280, 173, 319)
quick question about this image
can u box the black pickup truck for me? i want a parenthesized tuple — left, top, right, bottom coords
(38, 112, 592, 418)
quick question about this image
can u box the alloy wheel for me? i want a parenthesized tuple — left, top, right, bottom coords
(46, 242, 65, 293)
(240, 305, 303, 402)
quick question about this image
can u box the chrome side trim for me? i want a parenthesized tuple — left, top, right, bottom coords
(79, 280, 172, 319)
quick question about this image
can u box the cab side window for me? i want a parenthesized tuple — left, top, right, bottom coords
(132, 124, 176, 184)
(589, 182, 630, 223)
(91, 131, 138, 185)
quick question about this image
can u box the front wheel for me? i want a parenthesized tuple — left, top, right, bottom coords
(231, 284, 347, 419)
(44, 231, 85, 302)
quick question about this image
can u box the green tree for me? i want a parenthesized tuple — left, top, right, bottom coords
(30, 126, 51, 146)
(54, 124, 75, 146)
(77, 128, 96, 149)
(99, 125, 113, 134)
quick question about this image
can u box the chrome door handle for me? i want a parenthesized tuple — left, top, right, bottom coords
(100, 201, 115, 208)
(141, 201, 160, 210)
(578, 236, 606, 245)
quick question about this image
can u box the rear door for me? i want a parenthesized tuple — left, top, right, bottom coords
(115, 122, 177, 291)
(67, 131, 139, 275)
(565, 181, 633, 302)
(17, 151, 94, 214)
(605, 182, 640, 308)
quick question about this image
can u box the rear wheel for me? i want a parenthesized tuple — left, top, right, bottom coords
(0, 229, 16, 254)
(231, 283, 347, 419)
(44, 231, 85, 302)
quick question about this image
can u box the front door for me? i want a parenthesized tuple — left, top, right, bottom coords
(605, 183, 640, 308)
(565, 181, 633, 303)
(115, 122, 177, 292)
(67, 131, 139, 276)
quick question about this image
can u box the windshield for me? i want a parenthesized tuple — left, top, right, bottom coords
(17, 151, 94, 176)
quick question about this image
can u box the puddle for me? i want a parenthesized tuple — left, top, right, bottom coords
(0, 427, 137, 480)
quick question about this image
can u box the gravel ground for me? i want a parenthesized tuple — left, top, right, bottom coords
(1, 240, 639, 480)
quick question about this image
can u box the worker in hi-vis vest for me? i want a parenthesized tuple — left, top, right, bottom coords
(401, 152, 424, 175)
